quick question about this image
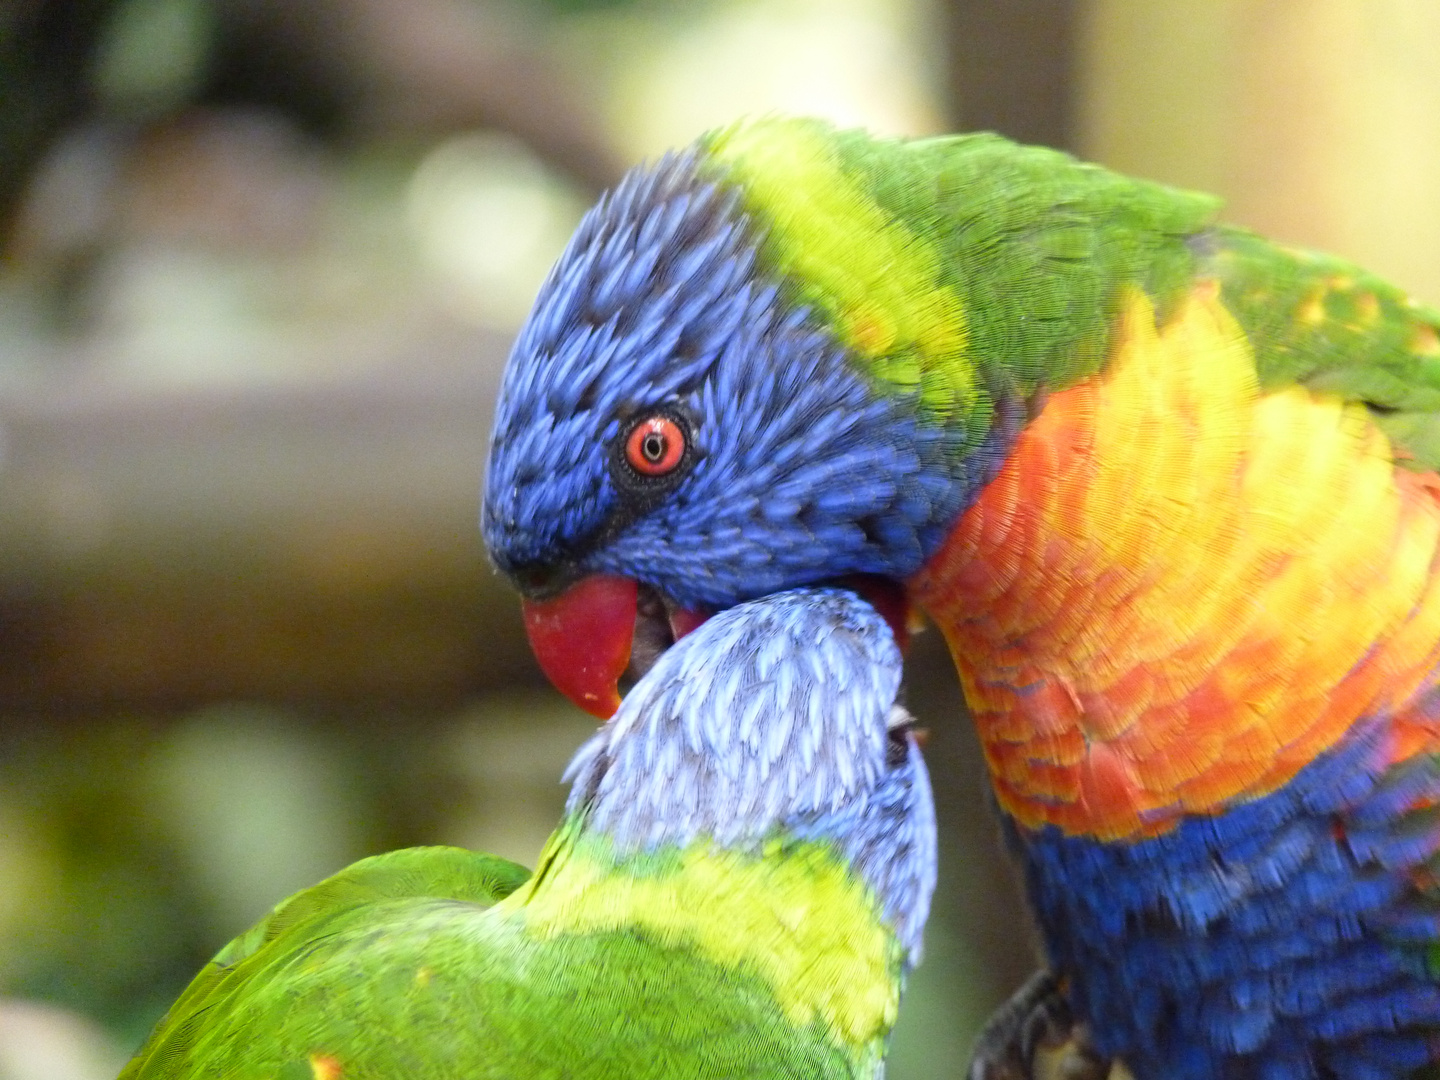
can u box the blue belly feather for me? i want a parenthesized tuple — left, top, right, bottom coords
(1017, 718, 1440, 1080)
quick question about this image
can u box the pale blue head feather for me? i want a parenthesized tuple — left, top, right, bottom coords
(562, 587, 937, 964)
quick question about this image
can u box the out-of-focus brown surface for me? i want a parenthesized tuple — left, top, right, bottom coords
(0, 333, 536, 710)
(943, 0, 1079, 150)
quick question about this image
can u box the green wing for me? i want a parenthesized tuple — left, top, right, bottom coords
(119, 846, 530, 1079)
(1207, 227, 1440, 470)
(119, 844, 861, 1079)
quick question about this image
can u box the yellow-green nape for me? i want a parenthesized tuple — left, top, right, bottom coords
(508, 828, 901, 1047)
(702, 117, 982, 427)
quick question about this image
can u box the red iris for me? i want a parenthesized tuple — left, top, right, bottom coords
(625, 416, 685, 476)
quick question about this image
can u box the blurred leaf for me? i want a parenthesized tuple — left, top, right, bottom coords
(93, 0, 213, 118)
(0, 723, 212, 1043)
(142, 705, 367, 936)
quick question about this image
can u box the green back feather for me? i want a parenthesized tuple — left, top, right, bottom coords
(702, 117, 1218, 452)
(1210, 227, 1440, 468)
(119, 841, 887, 1079)
(702, 117, 1440, 470)
(120, 847, 530, 1078)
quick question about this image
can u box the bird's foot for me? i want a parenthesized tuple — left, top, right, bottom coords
(967, 970, 1113, 1080)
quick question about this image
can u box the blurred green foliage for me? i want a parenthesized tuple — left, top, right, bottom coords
(93, 0, 213, 119)
(0, 721, 213, 1045)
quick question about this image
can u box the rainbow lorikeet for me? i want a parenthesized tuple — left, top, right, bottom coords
(118, 588, 936, 1079)
(483, 117, 1440, 1080)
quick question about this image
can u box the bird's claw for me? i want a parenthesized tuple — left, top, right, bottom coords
(968, 970, 1113, 1080)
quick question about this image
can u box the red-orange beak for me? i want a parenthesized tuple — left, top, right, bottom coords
(520, 573, 911, 720)
(521, 575, 638, 718)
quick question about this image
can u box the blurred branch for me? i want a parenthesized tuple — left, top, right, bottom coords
(941, 0, 1079, 150)
(0, 326, 543, 711)
(333, 0, 625, 192)
(2, 0, 623, 257)
(0, 0, 122, 253)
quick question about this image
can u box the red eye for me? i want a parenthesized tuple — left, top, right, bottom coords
(625, 416, 686, 476)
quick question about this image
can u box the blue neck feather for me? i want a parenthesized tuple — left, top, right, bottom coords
(563, 588, 937, 963)
(1019, 715, 1440, 1080)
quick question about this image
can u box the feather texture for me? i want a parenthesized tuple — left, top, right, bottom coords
(482, 116, 1440, 1080)
(120, 589, 936, 1079)
(911, 284, 1440, 840)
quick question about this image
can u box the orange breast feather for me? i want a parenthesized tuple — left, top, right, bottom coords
(911, 285, 1440, 841)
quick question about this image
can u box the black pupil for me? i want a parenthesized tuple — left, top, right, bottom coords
(642, 431, 666, 462)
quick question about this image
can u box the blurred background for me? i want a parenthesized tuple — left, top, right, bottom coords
(2, 0, 1439, 1076)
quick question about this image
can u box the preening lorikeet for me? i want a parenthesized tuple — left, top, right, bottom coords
(118, 588, 936, 1079)
(483, 117, 1440, 1080)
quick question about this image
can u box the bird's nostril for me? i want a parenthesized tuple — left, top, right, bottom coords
(515, 564, 553, 593)
(509, 561, 577, 599)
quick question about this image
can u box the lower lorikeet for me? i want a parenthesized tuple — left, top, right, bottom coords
(118, 588, 936, 1079)
(483, 116, 1440, 1080)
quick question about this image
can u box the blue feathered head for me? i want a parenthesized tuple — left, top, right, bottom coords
(482, 143, 966, 715)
